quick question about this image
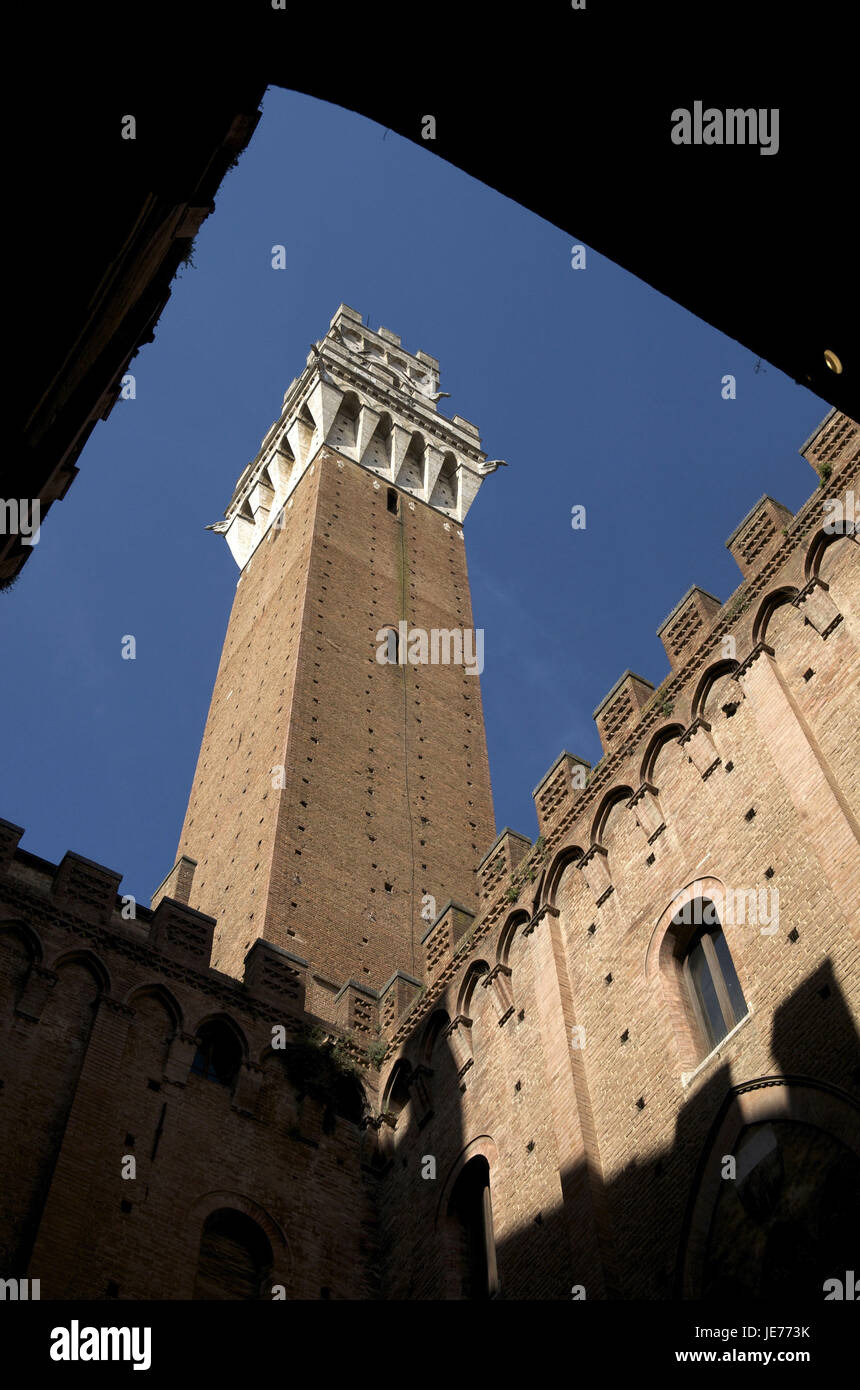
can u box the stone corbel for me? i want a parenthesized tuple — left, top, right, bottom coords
(679, 717, 721, 779)
(307, 376, 344, 445)
(482, 963, 515, 1026)
(579, 844, 614, 905)
(443, 1014, 474, 1078)
(792, 578, 843, 638)
(232, 1060, 263, 1117)
(627, 782, 665, 843)
(406, 1063, 434, 1125)
(389, 424, 411, 482)
(14, 964, 57, 1022)
(423, 444, 445, 503)
(733, 642, 775, 681)
(163, 1030, 199, 1086)
(523, 903, 559, 936)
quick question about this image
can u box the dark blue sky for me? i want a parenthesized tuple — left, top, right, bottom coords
(3, 86, 828, 906)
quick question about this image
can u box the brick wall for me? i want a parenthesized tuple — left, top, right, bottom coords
(175, 448, 495, 990)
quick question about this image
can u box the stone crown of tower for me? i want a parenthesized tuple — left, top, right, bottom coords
(213, 304, 498, 569)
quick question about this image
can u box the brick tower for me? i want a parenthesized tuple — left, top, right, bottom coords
(164, 305, 498, 993)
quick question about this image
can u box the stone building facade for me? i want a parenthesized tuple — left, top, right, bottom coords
(1, 311, 858, 1300)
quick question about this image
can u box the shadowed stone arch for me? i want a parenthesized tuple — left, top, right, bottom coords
(124, 982, 183, 1034)
(0, 917, 43, 964)
(678, 1078, 860, 1299)
(0, 920, 44, 1020)
(590, 785, 635, 848)
(804, 523, 857, 581)
(497, 910, 530, 966)
(640, 724, 686, 784)
(190, 1010, 249, 1063)
(691, 658, 740, 721)
(456, 959, 490, 1018)
(420, 1007, 451, 1064)
(381, 1056, 412, 1119)
(752, 585, 799, 647)
(541, 843, 585, 912)
(435, 1135, 500, 1230)
(49, 947, 110, 994)
(181, 1190, 291, 1299)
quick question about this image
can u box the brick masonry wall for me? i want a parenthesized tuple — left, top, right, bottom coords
(0, 858, 380, 1300)
(1, 416, 857, 1303)
(376, 438, 860, 1299)
(175, 448, 495, 990)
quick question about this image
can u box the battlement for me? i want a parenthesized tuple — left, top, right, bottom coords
(382, 410, 860, 1034)
(214, 304, 501, 568)
(0, 827, 382, 1050)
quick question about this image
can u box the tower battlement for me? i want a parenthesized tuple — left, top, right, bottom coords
(216, 304, 496, 570)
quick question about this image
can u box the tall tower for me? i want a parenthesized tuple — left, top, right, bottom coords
(168, 305, 499, 993)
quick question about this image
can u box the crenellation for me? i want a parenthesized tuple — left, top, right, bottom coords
(51, 851, 123, 924)
(657, 585, 724, 667)
(726, 495, 795, 577)
(594, 670, 656, 753)
(1, 302, 857, 1303)
(533, 751, 591, 835)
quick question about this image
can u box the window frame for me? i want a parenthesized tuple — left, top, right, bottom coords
(682, 920, 747, 1052)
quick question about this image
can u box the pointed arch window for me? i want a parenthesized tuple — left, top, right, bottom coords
(190, 1020, 242, 1087)
(193, 1209, 273, 1299)
(680, 909, 748, 1051)
(448, 1156, 498, 1299)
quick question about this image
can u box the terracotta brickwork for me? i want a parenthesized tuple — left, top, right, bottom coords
(175, 447, 495, 989)
(1, 345, 858, 1300)
(375, 415, 860, 1300)
(0, 841, 380, 1299)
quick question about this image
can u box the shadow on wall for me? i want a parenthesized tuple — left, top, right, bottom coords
(383, 956, 860, 1300)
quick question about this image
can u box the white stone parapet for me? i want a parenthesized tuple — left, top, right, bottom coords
(214, 304, 501, 569)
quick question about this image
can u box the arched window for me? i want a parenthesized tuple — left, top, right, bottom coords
(190, 1020, 242, 1087)
(678, 904, 747, 1052)
(448, 1156, 498, 1299)
(383, 1058, 412, 1124)
(193, 1208, 273, 1299)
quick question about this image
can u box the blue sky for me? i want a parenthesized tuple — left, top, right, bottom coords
(2, 86, 828, 905)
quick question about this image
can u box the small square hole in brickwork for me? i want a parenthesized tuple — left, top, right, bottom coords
(803, 668, 815, 682)
(517, 1009, 525, 1021)
(722, 701, 739, 718)
(620, 1029, 629, 1043)
(635, 1097, 646, 1110)
(514, 1080, 522, 1092)
(587, 923, 597, 935)
(745, 807, 756, 821)
(725, 760, 734, 773)
(121, 1200, 132, 1214)
(384, 882, 393, 893)
(605, 972, 613, 985)
(106, 1282, 119, 1298)
(124, 1134, 135, 1147)
(765, 866, 774, 878)
(526, 1140, 535, 1152)
(788, 928, 799, 943)
(147, 1080, 161, 1092)
(646, 853, 655, 865)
